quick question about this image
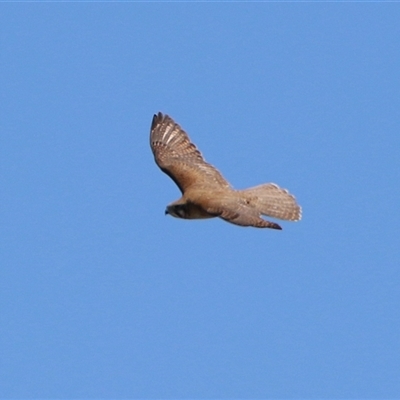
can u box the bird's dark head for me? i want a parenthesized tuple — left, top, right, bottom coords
(165, 204, 187, 219)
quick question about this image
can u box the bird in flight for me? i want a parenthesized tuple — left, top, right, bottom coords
(150, 112, 301, 229)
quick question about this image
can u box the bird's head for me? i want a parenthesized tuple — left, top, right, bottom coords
(165, 203, 187, 219)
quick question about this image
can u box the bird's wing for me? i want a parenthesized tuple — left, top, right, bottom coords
(150, 112, 231, 193)
(198, 194, 283, 230)
(219, 206, 282, 229)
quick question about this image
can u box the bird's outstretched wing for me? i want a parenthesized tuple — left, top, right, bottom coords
(219, 206, 283, 229)
(198, 193, 284, 229)
(150, 112, 231, 193)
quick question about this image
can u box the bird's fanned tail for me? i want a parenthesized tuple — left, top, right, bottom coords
(239, 183, 302, 221)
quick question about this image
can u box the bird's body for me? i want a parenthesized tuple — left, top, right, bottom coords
(150, 112, 301, 229)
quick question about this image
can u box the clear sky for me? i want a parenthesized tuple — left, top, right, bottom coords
(1, 3, 399, 398)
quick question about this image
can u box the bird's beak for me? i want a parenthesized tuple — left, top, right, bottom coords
(165, 209, 169, 216)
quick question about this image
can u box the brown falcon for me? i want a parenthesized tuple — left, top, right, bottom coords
(150, 112, 301, 229)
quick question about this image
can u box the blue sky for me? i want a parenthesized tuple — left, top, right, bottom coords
(1, 3, 399, 398)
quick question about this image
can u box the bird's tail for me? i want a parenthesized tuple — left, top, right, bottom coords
(239, 183, 302, 221)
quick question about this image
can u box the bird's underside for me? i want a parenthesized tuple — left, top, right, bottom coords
(150, 112, 301, 229)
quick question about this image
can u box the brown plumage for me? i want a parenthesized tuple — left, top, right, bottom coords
(150, 112, 301, 229)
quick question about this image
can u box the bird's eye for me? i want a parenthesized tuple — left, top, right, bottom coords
(175, 206, 186, 218)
